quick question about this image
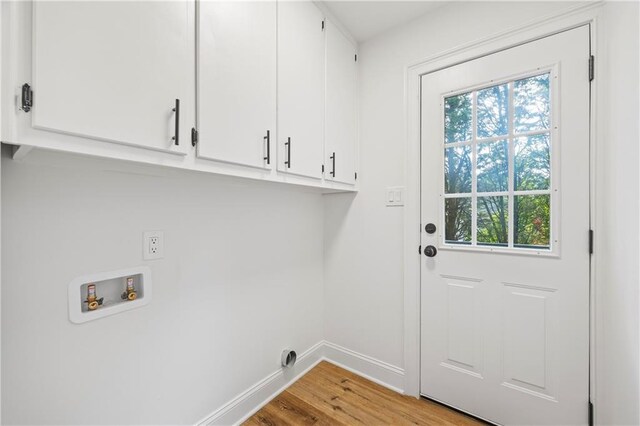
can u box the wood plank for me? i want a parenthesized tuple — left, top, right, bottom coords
(244, 361, 484, 426)
(303, 362, 479, 425)
(265, 391, 342, 426)
(288, 373, 391, 425)
(309, 364, 458, 425)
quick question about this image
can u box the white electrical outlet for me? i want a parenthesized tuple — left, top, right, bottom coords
(143, 231, 164, 260)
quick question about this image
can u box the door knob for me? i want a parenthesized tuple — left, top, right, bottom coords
(424, 245, 437, 257)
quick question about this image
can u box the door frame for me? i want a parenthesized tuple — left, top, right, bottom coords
(403, 0, 602, 410)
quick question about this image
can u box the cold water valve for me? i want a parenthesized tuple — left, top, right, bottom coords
(121, 277, 137, 301)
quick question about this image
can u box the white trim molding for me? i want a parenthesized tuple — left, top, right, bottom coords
(323, 341, 405, 394)
(195, 340, 405, 426)
(403, 0, 602, 400)
(196, 341, 325, 426)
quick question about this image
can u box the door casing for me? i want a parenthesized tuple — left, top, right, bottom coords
(403, 0, 602, 409)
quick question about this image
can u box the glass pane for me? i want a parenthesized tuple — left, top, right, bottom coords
(477, 83, 509, 139)
(514, 195, 550, 249)
(444, 92, 472, 143)
(445, 197, 472, 244)
(477, 140, 508, 193)
(444, 145, 472, 194)
(514, 74, 550, 134)
(514, 134, 550, 191)
(477, 196, 509, 246)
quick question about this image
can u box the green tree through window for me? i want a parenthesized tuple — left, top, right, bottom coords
(443, 73, 551, 249)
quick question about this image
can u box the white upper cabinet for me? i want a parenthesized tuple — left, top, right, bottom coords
(197, 1, 276, 169)
(324, 20, 357, 185)
(31, 1, 191, 154)
(3, 0, 358, 192)
(277, 1, 325, 179)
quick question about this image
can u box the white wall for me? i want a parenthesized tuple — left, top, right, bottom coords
(324, 0, 578, 374)
(594, 2, 640, 424)
(1, 147, 324, 425)
(323, 1, 639, 425)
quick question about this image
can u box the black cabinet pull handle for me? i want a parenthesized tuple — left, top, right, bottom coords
(21, 83, 33, 112)
(330, 152, 335, 177)
(285, 137, 291, 168)
(172, 99, 180, 146)
(263, 130, 270, 164)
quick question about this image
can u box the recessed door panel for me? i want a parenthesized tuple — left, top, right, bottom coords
(447, 283, 476, 367)
(504, 289, 548, 390)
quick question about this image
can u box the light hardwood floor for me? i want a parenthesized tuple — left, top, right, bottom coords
(244, 361, 483, 425)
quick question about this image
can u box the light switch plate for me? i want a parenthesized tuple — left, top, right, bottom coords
(386, 186, 405, 207)
(143, 230, 164, 260)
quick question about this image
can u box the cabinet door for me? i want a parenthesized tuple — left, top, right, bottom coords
(325, 20, 357, 185)
(198, 2, 276, 168)
(32, 1, 191, 154)
(277, 1, 324, 179)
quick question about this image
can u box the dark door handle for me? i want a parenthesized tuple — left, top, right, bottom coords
(172, 99, 180, 146)
(424, 245, 437, 257)
(264, 130, 270, 165)
(285, 137, 291, 168)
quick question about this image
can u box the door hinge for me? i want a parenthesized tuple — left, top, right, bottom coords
(21, 83, 33, 112)
(589, 229, 594, 254)
(589, 55, 595, 82)
(355, 54, 358, 62)
(588, 400, 594, 426)
(321, 20, 325, 31)
(191, 128, 198, 147)
(355, 172, 358, 180)
(322, 164, 325, 173)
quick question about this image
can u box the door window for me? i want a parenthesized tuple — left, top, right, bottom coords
(443, 72, 552, 250)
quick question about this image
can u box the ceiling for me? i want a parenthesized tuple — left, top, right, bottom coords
(322, 1, 445, 42)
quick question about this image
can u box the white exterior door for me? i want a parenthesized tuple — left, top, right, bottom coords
(197, 1, 276, 168)
(420, 27, 590, 425)
(277, 0, 325, 179)
(32, 1, 191, 154)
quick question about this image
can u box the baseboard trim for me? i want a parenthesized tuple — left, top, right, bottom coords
(196, 341, 324, 426)
(195, 341, 405, 425)
(322, 341, 405, 394)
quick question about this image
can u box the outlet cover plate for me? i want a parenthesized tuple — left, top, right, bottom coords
(143, 230, 164, 260)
